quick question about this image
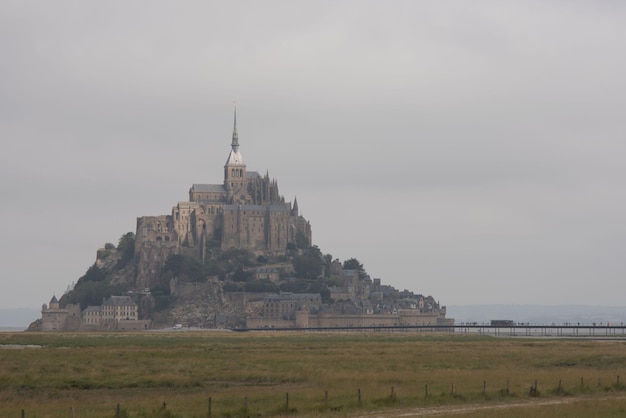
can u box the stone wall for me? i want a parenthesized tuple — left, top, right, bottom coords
(246, 309, 452, 329)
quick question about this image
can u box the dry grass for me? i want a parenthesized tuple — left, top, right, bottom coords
(1, 332, 625, 417)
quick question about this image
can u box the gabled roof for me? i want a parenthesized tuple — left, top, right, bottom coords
(264, 292, 321, 302)
(191, 184, 226, 193)
(223, 204, 290, 212)
(256, 268, 279, 273)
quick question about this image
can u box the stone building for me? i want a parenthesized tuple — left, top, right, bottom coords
(101, 295, 138, 324)
(255, 267, 280, 282)
(135, 107, 312, 289)
(247, 292, 451, 329)
(263, 292, 322, 321)
(39, 295, 145, 331)
(40, 296, 81, 332)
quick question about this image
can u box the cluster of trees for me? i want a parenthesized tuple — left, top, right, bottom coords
(60, 233, 136, 310)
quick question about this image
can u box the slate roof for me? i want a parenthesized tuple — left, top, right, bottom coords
(264, 292, 321, 301)
(190, 184, 226, 193)
(223, 204, 290, 212)
(256, 268, 279, 273)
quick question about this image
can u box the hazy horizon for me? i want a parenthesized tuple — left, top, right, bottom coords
(2, 1, 625, 310)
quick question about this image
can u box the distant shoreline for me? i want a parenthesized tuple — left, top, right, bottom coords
(0, 326, 27, 332)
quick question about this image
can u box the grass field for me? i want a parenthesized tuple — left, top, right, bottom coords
(1, 331, 626, 417)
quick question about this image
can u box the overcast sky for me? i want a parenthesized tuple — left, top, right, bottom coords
(1, 1, 625, 310)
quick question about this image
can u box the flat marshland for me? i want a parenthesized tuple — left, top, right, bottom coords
(1, 332, 626, 417)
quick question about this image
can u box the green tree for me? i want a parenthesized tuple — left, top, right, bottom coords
(231, 266, 252, 282)
(162, 254, 206, 282)
(307, 245, 323, 260)
(293, 254, 322, 279)
(77, 264, 105, 284)
(309, 281, 331, 303)
(343, 258, 364, 272)
(163, 254, 184, 275)
(280, 280, 309, 293)
(244, 280, 279, 293)
(223, 282, 241, 292)
(295, 231, 309, 249)
(116, 232, 135, 267)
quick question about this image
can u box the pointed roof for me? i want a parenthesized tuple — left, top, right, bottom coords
(231, 102, 239, 152)
(50, 295, 58, 304)
(225, 103, 245, 166)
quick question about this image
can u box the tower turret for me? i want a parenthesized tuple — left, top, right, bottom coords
(292, 197, 299, 216)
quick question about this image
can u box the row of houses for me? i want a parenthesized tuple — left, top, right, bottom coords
(40, 295, 150, 331)
(247, 291, 451, 329)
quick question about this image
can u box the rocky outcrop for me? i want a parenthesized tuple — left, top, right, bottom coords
(156, 279, 242, 328)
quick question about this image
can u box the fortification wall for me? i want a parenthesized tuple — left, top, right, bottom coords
(246, 310, 451, 329)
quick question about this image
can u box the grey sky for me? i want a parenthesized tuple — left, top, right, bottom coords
(1, 1, 625, 309)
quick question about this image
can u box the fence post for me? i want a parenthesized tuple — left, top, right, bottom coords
(358, 388, 361, 405)
(425, 384, 428, 398)
(558, 380, 562, 394)
(451, 383, 455, 396)
(116, 404, 120, 418)
(21, 410, 25, 418)
(581, 377, 584, 389)
(244, 397, 248, 414)
(618, 376, 621, 387)
(391, 386, 395, 399)
(208, 397, 212, 418)
(285, 392, 289, 413)
(70, 407, 75, 418)
(506, 380, 509, 396)
(325, 390, 328, 407)
(483, 380, 486, 395)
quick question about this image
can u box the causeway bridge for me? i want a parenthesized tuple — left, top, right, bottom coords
(234, 324, 626, 337)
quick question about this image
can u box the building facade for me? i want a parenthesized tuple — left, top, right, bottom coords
(40, 296, 81, 332)
(39, 295, 145, 331)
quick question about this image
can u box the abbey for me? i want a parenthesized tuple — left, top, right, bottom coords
(134, 108, 312, 289)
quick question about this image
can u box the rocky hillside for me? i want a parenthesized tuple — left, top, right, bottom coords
(54, 231, 444, 329)
(57, 232, 337, 327)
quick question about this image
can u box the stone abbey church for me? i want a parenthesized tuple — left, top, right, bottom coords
(134, 109, 312, 288)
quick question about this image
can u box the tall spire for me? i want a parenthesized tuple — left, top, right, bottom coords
(231, 102, 239, 152)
